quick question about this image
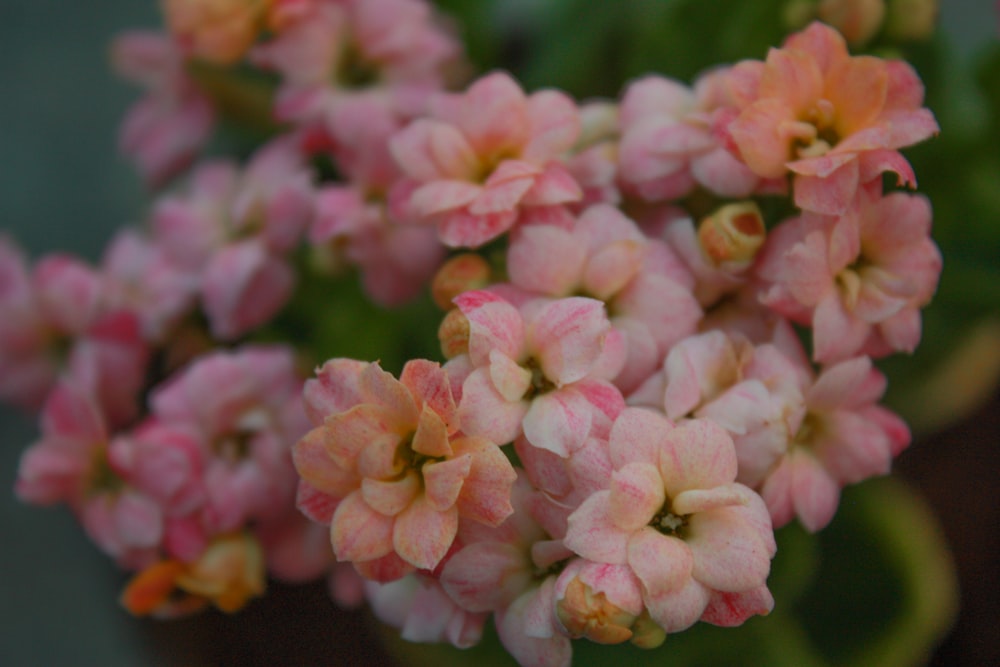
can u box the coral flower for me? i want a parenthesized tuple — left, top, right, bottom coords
(725, 22, 938, 214)
(390, 71, 583, 247)
(293, 358, 516, 580)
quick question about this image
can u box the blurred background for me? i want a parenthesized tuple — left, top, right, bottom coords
(1, 1, 997, 665)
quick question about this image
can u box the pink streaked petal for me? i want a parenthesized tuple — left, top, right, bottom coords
(436, 208, 518, 248)
(325, 404, 398, 465)
(292, 426, 355, 497)
(878, 309, 922, 354)
(790, 449, 841, 532)
(411, 405, 452, 458)
(422, 455, 473, 512)
(41, 382, 106, 442)
(441, 541, 531, 612)
(564, 491, 630, 564)
(826, 56, 889, 137)
(686, 506, 772, 592)
(759, 46, 824, 110)
(489, 349, 532, 403)
(729, 99, 797, 179)
(362, 472, 421, 517)
(701, 586, 774, 627)
(390, 119, 479, 181)
(460, 72, 530, 156)
(393, 495, 459, 570)
(519, 163, 583, 207)
(807, 356, 875, 411)
(470, 168, 536, 215)
(659, 419, 739, 497)
(528, 297, 609, 386)
(858, 149, 916, 188)
(583, 240, 646, 301)
(627, 527, 693, 599)
(296, 479, 339, 525)
(792, 161, 860, 216)
(786, 150, 856, 178)
(521, 389, 594, 458)
(453, 437, 516, 525)
(672, 483, 753, 515)
(409, 180, 482, 217)
(455, 290, 525, 366)
(399, 359, 458, 433)
(359, 362, 419, 426)
(609, 462, 665, 532)
(356, 432, 406, 481)
(331, 491, 395, 562)
(303, 358, 367, 425)
(609, 407, 672, 470)
(523, 89, 581, 160)
(457, 368, 528, 445)
(812, 293, 871, 363)
(354, 551, 415, 583)
(507, 224, 586, 296)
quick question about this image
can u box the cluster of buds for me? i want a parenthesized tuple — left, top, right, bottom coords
(6, 3, 941, 666)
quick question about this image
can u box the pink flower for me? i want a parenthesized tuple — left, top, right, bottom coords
(111, 31, 215, 188)
(293, 358, 517, 579)
(450, 290, 623, 457)
(366, 574, 487, 648)
(723, 22, 939, 214)
(390, 71, 583, 247)
(759, 355, 910, 531)
(619, 71, 771, 201)
(756, 187, 942, 362)
(563, 409, 775, 633)
(16, 382, 163, 568)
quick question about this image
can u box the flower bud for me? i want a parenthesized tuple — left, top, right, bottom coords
(175, 532, 266, 613)
(162, 0, 268, 65)
(555, 576, 637, 645)
(697, 201, 766, 266)
(629, 609, 667, 649)
(431, 254, 493, 311)
(818, 0, 886, 46)
(438, 308, 470, 359)
(885, 0, 938, 41)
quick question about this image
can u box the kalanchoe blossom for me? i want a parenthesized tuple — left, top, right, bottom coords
(251, 0, 459, 141)
(505, 204, 702, 393)
(755, 186, 942, 362)
(16, 382, 162, 568)
(449, 290, 623, 457)
(111, 31, 215, 188)
(563, 409, 776, 634)
(121, 531, 266, 617)
(365, 574, 487, 648)
(390, 71, 583, 247)
(723, 21, 939, 214)
(619, 71, 775, 202)
(161, 0, 269, 65)
(293, 358, 517, 580)
(759, 355, 910, 532)
(0, 239, 148, 425)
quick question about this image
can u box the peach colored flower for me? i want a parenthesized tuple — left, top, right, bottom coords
(293, 358, 516, 580)
(162, 0, 269, 65)
(724, 22, 938, 214)
(390, 71, 582, 247)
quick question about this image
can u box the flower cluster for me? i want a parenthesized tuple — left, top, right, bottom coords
(7, 5, 941, 666)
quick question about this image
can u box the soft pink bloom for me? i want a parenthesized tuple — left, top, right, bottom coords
(563, 409, 775, 633)
(16, 382, 163, 568)
(293, 358, 517, 579)
(0, 240, 149, 424)
(111, 31, 215, 188)
(310, 185, 446, 306)
(619, 71, 773, 201)
(390, 71, 583, 247)
(756, 187, 941, 362)
(366, 574, 487, 648)
(251, 0, 458, 140)
(723, 22, 939, 214)
(759, 355, 910, 531)
(506, 204, 702, 393)
(149, 345, 309, 535)
(449, 290, 623, 457)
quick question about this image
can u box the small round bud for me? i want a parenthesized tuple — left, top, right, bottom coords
(697, 201, 766, 266)
(885, 0, 938, 41)
(431, 254, 492, 311)
(438, 308, 470, 359)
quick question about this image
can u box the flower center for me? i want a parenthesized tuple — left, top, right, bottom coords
(650, 501, 689, 538)
(523, 357, 556, 399)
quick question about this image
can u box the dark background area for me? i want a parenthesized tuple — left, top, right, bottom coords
(0, 1, 996, 665)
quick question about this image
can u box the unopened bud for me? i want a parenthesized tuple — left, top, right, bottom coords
(885, 0, 938, 41)
(629, 609, 667, 649)
(438, 308, 470, 359)
(818, 0, 886, 46)
(431, 254, 492, 311)
(162, 0, 268, 65)
(697, 201, 766, 266)
(555, 577, 636, 645)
